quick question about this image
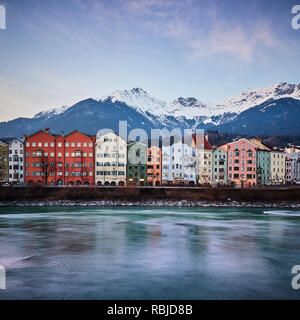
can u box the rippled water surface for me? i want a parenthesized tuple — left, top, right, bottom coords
(0, 206, 300, 299)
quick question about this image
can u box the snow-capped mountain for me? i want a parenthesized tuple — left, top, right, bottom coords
(98, 82, 300, 125)
(0, 82, 300, 138)
(213, 82, 300, 116)
(34, 105, 70, 119)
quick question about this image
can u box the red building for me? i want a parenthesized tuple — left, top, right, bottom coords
(25, 129, 95, 185)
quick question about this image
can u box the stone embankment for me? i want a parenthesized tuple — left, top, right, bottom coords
(0, 200, 300, 208)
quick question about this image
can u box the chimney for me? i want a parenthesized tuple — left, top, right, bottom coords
(62, 131, 64, 137)
(45, 128, 50, 133)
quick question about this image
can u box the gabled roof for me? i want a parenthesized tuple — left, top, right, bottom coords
(227, 138, 258, 150)
(64, 130, 95, 139)
(249, 137, 273, 151)
(24, 129, 58, 139)
(127, 141, 147, 147)
(0, 137, 24, 144)
(192, 134, 212, 150)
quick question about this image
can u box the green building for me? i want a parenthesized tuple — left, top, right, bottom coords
(212, 147, 227, 185)
(0, 140, 9, 184)
(127, 141, 147, 186)
(256, 149, 271, 185)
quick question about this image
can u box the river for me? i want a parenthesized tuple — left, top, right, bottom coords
(0, 206, 300, 299)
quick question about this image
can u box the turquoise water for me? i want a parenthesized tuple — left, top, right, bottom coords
(0, 206, 300, 299)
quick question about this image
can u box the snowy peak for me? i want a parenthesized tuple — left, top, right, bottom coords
(34, 105, 70, 119)
(99, 87, 167, 117)
(176, 97, 205, 108)
(214, 82, 300, 116)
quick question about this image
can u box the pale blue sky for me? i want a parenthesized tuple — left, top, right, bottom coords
(0, 0, 299, 121)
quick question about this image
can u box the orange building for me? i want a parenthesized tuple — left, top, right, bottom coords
(147, 146, 161, 186)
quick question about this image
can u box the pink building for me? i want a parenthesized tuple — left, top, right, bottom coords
(227, 138, 257, 188)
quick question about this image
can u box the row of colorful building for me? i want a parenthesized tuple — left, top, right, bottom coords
(0, 129, 300, 187)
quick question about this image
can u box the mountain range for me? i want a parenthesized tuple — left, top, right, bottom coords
(0, 82, 300, 138)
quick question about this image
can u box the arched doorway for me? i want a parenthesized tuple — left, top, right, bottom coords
(83, 181, 90, 185)
(56, 180, 63, 186)
(111, 181, 116, 186)
(118, 181, 125, 186)
(97, 181, 102, 186)
(76, 180, 81, 186)
(104, 181, 110, 186)
(68, 181, 74, 186)
(155, 181, 160, 186)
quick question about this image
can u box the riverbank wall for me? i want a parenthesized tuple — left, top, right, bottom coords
(0, 186, 300, 203)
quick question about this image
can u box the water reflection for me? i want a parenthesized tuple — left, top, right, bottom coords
(0, 207, 300, 299)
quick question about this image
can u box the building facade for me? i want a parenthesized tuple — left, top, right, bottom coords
(95, 131, 127, 186)
(285, 153, 293, 183)
(127, 141, 147, 185)
(256, 149, 271, 185)
(0, 141, 8, 184)
(270, 150, 285, 185)
(1, 138, 24, 184)
(25, 129, 95, 185)
(212, 147, 227, 185)
(249, 137, 271, 186)
(227, 138, 257, 188)
(291, 152, 300, 184)
(162, 140, 196, 185)
(63, 131, 95, 185)
(194, 134, 213, 185)
(147, 146, 161, 186)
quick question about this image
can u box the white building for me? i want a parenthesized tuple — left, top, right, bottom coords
(95, 131, 127, 186)
(1, 137, 24, 183)
(291, 152, 300, 184)
(162, 139, 196, 185)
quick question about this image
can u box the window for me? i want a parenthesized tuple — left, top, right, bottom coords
(26, 142, 30, 147)
(58, 142, 62, 147)
(44, 143, 48, 147)
(50, 142, 54, 147)
(65, 142, 69, 147)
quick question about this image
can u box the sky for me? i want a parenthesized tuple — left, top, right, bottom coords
(0, 0, 299, 121)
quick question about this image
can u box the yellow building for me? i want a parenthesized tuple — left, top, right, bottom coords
(0, 140, 9, 184)
(270, 149, 285, 184)
(193, 134, 213, 185)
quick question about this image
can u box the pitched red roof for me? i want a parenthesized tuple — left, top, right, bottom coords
(192, 134, 212, 150)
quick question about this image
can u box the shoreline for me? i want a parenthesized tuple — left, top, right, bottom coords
(1, 200, 300, 208)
